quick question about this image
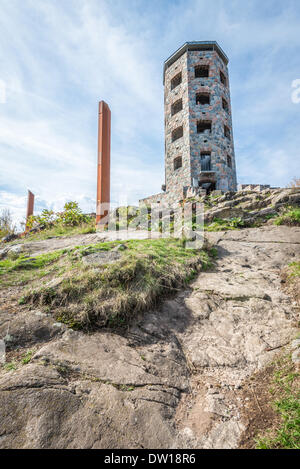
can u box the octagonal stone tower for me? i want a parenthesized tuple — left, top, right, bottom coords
(163, 41, 237, 200)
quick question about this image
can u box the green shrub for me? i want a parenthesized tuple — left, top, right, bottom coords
(206, 217, 244, 231)
(57, 202, 91, 226)
(274, 208, 300, 226)
(26, 201, 95, 237)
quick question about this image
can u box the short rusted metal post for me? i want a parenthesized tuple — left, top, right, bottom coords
(25, 190, 34, 232)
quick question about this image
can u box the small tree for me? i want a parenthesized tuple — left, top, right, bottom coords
(288, 177, 300, 188)
(0, 208, 16, 238)
(24, 201, 93, 233)
(57, 202, 91, 226)
(26, 209, 56, 230)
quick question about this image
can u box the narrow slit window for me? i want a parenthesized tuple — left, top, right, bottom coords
(171, 98, 183, 116)
(196, 93, 210, 105)
(222, 98, 229, 113)
(227, 155, 232, 168)
(172, 126, 183, 142)
(197, 120, 212, 134)
(171, 72, 182, 90)
(174, 156, 182, 170)
(220, 70, 227, 86)
(224, 125, 230, 139)
(195, 65, 209, 78)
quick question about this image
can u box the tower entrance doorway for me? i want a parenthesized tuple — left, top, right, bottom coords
(200, 181, 216, 194)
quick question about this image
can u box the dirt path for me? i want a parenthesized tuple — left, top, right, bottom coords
(0, 226, 299, 448)
(172, 225, 300, 448)
(9, 232, 107, 257)
(8, 230, 162, 257)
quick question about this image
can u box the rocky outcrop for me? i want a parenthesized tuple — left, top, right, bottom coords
(143, 187, 299, 228)
(0, 225, 299, 448)
(202, 187, 300, 224)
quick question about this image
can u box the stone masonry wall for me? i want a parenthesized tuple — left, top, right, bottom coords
(140, 43, 238, 208)
(164, 51, 191, 202)
(187, 50, 237, 192)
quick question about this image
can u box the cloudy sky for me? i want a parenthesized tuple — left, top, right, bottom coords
(0, 0, 300, 225)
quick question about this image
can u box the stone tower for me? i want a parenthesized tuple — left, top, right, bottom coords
(163, 41, 237, 201)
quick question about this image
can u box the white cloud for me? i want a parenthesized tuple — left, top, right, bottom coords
(0, 191, 28, 228)
(0, 0, 300, 227)
(237, 146, 298, 187)
(0, 0, 165, 226)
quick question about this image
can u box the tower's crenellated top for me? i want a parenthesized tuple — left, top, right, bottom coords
(163, 41, 229, 83)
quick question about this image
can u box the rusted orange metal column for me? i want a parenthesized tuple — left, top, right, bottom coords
(25, 190, 34, 232)
(96, 101, 111, 227)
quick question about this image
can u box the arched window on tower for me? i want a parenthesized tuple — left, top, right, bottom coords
(171, 98, 183, 116)
(172, 126, 183, 142)
(171, 72, 182, 90)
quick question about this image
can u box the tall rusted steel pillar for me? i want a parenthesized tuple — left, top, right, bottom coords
(25, 190, 35, 231)
(96, 101, 111, 227)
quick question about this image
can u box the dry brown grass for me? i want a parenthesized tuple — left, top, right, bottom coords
(281, 261, 300, 305)
(239, 354, 299, 449)
(21, 238, 214, 329)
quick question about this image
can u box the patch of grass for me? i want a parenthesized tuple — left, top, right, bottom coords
(209, 247, 218, 258)
(287, 261, 300, 278)
(264, 213, 278, 220)
(55, 311, 82, 330)
(112, 384, 135, 392)
(0, 250, 66, 287)
(205, 217, 245, 232)
(21, 350, 34, 365)
(255, 354, 300, 449)
(3, 362, 17, 372)
(32, 221, 96, 239)
(1, 348, 36, 372)
(6, 221, 96, 246)
(0, 251, 63, 273)
(281, 261, 300, 305)
(208, 194, 222, 202)
(274, 208, 300, 226)
(0, 240, 130, 289)
(21, 238, 214, 330)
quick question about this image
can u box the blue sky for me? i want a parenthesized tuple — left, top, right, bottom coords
(0, 0, 300, 224)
